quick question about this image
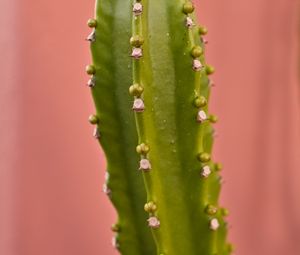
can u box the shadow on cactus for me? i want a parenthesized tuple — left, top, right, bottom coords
(86, 0, 232, 254)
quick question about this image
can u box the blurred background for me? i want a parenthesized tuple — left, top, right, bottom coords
(0, 0, 300, 254)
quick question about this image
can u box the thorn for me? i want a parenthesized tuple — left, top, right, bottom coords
(105, 171, 109, 181)
(133, 3, 143, 16)
(201, 165, 211, 178)
(186, 17, 194, 28)
(209, 80, 216, 87)
(197, 110, 207, 123)
(212, 129, 218, 138)
(86, 30, 96, 42)
(103, 183, 111, 196)
(112, 236, 119, 249)
(210, 218, 220, 231)
(219, 176, 225, 184)
(87, 76, 96, 88)
(93, 127, 100, 139)
(132, 98, 145, 112)
(139, 159, 151, 171)
(147, 217, 160, 229)
(193, 59, 203, 71)
(131, 47, 143, 59)
(201, 37, 208, 44)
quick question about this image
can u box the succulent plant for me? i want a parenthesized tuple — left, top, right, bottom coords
(86, 1, 231, 254)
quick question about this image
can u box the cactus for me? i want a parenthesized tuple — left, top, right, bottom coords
(87, 1, 231, 254)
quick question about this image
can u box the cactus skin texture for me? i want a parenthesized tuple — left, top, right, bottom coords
(87, 1, 156, 254)
(87, 0, 231, 254)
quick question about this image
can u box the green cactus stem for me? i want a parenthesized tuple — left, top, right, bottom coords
(86, 2, 155, 255)
(87, 0, 231, 254)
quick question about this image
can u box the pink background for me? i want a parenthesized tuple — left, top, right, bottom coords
(1, 0, 299, 254)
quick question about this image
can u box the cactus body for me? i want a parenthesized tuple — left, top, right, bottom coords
(87, 0, 230, 254)
(87, 1, 155, 254)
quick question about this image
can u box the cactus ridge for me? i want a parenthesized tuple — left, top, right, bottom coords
(87, 1, 156, 254)
(87, 0, 231, 254)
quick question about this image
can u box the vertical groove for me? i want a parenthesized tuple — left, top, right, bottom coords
(90, 0, 156, 254)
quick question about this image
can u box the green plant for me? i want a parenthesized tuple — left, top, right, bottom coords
(86, 1, 231, 254)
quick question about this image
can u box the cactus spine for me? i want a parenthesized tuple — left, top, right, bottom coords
(87, 0, 231, 254)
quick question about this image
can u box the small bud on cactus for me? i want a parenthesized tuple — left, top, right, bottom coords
(214, 162, 223, 171)
(206, 65, 215, 75)
(209, 114, 218, 123)
(144, 201, 157, 213)
(191, 46, 203, 58)
(136, 143, 150, 155)
(129, 84, 144, 97)
(89, 114, 99, 125)
(199, 26, 208, 35)
(198, 153, 211, 163)
(130, 35, 145, 47)
(87, 18, 97, 28)
(86, 65, 96, 75)
(205, 205, 218, 215)
(194, 96, 207, 108)
(220, 208, 230, 217)
(111, 224, 120, 232)
(183, 2, 195, 14)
